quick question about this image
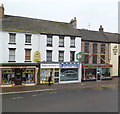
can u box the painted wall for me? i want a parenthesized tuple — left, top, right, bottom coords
(110, 43, 119, 76)
(1, 31, 81, 63)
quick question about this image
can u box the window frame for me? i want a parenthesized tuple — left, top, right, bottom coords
(59, 36, 64, 47)
(93, 43, 97, 53)
(46, 50, 52, 62)
(47, 35, 53, 47)
(70, 37, 75, 47)
(25, 34, 32, 45)
(84, 42, 89, 53)
(92, 55, 97, 64)
(59, 51, 64, 62)
(25, 49, 31, 62)
(9, 48, 16, 62)
(70, 51, 75, 62)
(9, 33, 16, 44)
(101, 44, 106, 54)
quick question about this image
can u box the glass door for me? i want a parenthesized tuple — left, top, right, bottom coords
(54, 69, 59, 83)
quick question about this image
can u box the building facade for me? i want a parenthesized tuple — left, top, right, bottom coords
(0, 5, 82, 86)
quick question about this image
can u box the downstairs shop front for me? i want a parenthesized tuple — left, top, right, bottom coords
(82, 64, 113, 81)
(0, 63, 38, 85)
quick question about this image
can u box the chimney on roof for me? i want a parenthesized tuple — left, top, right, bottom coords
(70, 17, 77, 28)
(0, 4, 4, 18)
(99, 25, 104, 32)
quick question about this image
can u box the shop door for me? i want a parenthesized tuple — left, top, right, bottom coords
(54, 69, 59, 83)
(14, 69, 22, 85)
(96, 68, 102, 81)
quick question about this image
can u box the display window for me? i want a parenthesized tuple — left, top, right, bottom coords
(22, 68, 34, 83)
(60, 69, 78, 81)
(101, 68, 111, 78)
(84, 69, 96, 80)
(2, 69, 15, 84)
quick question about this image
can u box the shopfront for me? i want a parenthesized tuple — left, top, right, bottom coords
(40, 63, 59, 84)
(0, 63, 37, 85)
(59, 62, 81, 83)
(82, 64, 113, 81)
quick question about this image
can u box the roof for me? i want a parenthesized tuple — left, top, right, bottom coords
(78, 29, 119, 43)
(1, 15, 81, 37)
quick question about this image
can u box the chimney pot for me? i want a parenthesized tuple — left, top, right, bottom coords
(99, 25, 104, 32)
(70, 17, 77, 28)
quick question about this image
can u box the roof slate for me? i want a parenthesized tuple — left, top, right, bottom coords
(1, 15, 81, 37)
(78, 29, 119, 43)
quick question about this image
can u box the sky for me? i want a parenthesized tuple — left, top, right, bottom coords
(0, 0, 119, 33)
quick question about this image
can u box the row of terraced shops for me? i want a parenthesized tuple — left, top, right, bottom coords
(0, 62, 113, 86)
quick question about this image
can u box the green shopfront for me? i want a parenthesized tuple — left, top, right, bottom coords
(0, 63, 38, 85)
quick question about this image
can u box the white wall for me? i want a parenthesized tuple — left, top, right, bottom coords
(1, 31, 81, 63)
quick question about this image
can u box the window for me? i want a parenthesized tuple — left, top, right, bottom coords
(9, 33, 16, 44)
(47, 35, 52, 46)
(70, 51, 75, 62)
(59, 51, 64, 62)
(92, 55, 97, 64)
(25, 49, 31, 61)
(70, 37, 75, 47)
(84, 42, 89, 53)
(25, 34, 31, 44)
(100, 55, 105, 64)
(46, 50, 52, 62)
(59, 36, 64, 47)
(84, 54, 89, 64)
(101, 44, 105, 54)
(9, 49, 15, 62)
(93, 43, 97, 53)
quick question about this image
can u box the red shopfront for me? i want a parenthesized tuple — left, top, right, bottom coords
(82, 64, 113, 81)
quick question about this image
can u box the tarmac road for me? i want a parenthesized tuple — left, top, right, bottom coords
(2, 85, 118, 112)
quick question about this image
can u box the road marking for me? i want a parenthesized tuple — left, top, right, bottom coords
(32, 94, 37, 96)
(0, 89, 54, 95)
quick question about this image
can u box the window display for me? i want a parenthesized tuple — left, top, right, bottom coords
(84, 69, 96, 80)
(60, 69, 78, 81)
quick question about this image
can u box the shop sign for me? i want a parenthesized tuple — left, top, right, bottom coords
(76, 52, 84, 61)
(60, 62, 80, 68)
(41, 64, 59, 68)
(82, 65, 113, 68)
(34, 51, 41, 62)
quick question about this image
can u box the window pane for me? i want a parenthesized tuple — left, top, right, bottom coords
(84, 42, 89, 53)
(70, 37, 75, 47)
(59, 51, 64, 62)
(70, 51, 75, 62)
(25, 50, 31, 60)
(100, 55, 105, 64)
(47, 50, 52, 62)
(25, 35, 31, 43)
(92, 55, 97, 64)
(9, 33, 16, 43)
(47, 35, 52, 46)
(93, 43, 97, 53)
(59, 37, 64, 47)
(84, 54, 89, 64)
(9, 49, 15, 61)
(101, 44, 105, 54)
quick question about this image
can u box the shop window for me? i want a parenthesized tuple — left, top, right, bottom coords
(100, 55, 105, 64)
(70, 51, 75, 62)
(84, 69, 96, 80)
(2, 69, 15, 84)
(92, 55, 97, 64)
(60, 69, 78, 81)
(84, 42, 89, 53)
(9, 33, 16, 44)
(59, 51, 64, 62)
(47, 35, 52, 46)
(9, 49, 16, 62)
(46, 50, 52, 62)
(59, 36, 64, 47)
(22, 68, 34, 83)
(70, 37, 75, 47)
(101, 68, 110, 78)
(93, 43, 97, 53)
(25, 34, 31, 44)
(25, 49, 31, 61)
(101, 44, 106, 54)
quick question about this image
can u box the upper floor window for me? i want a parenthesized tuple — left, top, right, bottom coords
(92, 55, 97, 64)
(9, 33, 16, 44)
(84, 54, 89, 64)
(59, 51, 64, 62)
(100, 55, 105, 64)
(47, 35, 52, 46)
(46, 50, 52, 62)
(9, 48, 16, 62)
(84, 42, 89, 53)
(93, 43, 97, 53)
(59, 36, 64, 47)
(25, 49, 31, 61)
(70, 51, 75, 62)
(70, 37, 75, 47)
(25, 34, 31, 44)
(101, 44, 106, 54)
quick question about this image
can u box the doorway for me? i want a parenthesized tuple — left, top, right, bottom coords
(14, 69, 22, 85)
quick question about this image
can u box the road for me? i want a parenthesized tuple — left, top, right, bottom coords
(2, 85, 118, 112)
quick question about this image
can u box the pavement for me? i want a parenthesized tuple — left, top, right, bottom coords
(0, 77, 119, 94)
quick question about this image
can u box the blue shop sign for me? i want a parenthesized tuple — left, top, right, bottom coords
(60, 62, 80, 68)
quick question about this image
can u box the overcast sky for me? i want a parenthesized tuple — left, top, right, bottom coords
(0, 0, 119, 33)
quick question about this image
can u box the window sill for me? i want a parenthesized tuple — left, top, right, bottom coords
(46, 45, 53, 47)
(24, 61, 31, 62)
(8, 61, 16, 62)
(59, 46, 64, 47)
(25, 43, 32, 45)
(8, 43, 16, 45)
(70, 46, 76, 48)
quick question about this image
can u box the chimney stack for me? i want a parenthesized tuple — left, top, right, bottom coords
(70, 17, 77, 28)
(99, 25, 104, 32)
(0, 4, 4, 18)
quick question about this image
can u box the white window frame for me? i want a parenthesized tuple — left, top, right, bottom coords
(9, 33, 16, 44)
(25, 34, 31, 44)
(9, 49, 16, 62)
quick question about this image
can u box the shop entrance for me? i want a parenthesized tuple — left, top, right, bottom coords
(14, 69, 22, 85)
